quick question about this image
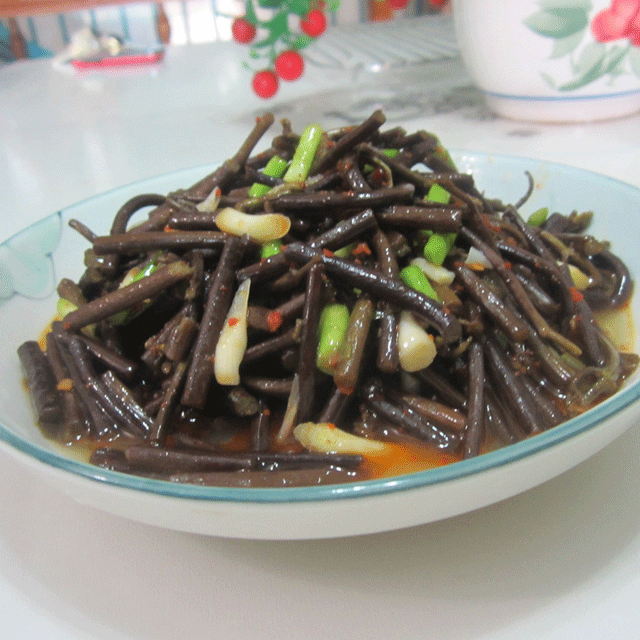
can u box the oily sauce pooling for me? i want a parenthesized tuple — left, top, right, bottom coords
(18, 111, 639, 487)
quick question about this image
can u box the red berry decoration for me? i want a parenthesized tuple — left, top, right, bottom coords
(238, 2, 340, 97)
(300, 9, 327, 38)
(252, 70, 279, 99)
(275, 50, 304, 81)
(232, 17, 256, 44)
(388, 0, 409, 8)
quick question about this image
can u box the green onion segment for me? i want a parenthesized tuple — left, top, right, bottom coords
(283, 123, 323, 183)
(316, 303, 350, 374)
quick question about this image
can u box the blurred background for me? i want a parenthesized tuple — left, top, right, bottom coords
(0, 0, 450, 63)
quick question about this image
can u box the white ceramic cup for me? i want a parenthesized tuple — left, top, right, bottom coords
(452, 0, 640, 122)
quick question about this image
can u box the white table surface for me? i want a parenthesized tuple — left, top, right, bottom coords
(2, 16, 640, 639)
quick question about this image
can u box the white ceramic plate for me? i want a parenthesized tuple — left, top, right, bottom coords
(1, 152, 639, 540)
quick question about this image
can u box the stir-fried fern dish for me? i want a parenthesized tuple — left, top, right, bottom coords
(18, 111, 638, 487)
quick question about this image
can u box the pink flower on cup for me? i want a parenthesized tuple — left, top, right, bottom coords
(591, 0, 640, 46)
(525, 0, 640, 91)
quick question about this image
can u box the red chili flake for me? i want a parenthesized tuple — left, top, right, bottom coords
(481, 213, 501, 233)
(228, 317, 239, 327)
(351, 242, 372, 256)
(327, 423, 337, 429)
(370, 167, 387, 187)
(570, 286, 584, 303)
(327, 351, 342, 369)
(164, 225, 173, 233)
(263, 408, 271, 417)
(322, 248, 334, 257)
(336, 384, 354, 396)
(57, 378, 73, 392)
(503, 261, 512, 270)
(267, 311, 283, 333)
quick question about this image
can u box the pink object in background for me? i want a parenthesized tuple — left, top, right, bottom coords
(591, 0, 640, 45)
(70, 48, 162, 68)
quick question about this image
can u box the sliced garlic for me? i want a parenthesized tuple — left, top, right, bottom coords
(276, 373, 300, 443)
(565, 262, 591, 290)
(397, 311, 437, 372)
(464, 246, 492, 270)
(410, 256, 455, 285)
(196, 187, 221, 213)
(293, 422, 387, 454)
(215, 207, 291, 243)
(214, 278, 251, 385)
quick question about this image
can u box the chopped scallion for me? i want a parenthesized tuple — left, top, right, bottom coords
(399, 264, 440, 301)
(316, 304, 350, 374)
(260, 239, 283, 259)
(528, 207, 549, 227)
(248, 155, 289, 198)
(283, 124, 323, 183)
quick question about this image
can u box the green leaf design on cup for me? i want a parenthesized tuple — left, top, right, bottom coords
(630, 48, 640, 77)
(557, 45, 606, 90)
(524, 7, 590, 39)
(550, 31, 585, 58)
(525, 0, 640, 92)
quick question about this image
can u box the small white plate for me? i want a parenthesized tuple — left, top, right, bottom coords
(1, 152, 639, 540)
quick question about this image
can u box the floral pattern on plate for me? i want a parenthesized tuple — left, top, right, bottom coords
(0, 212, 62, 301)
